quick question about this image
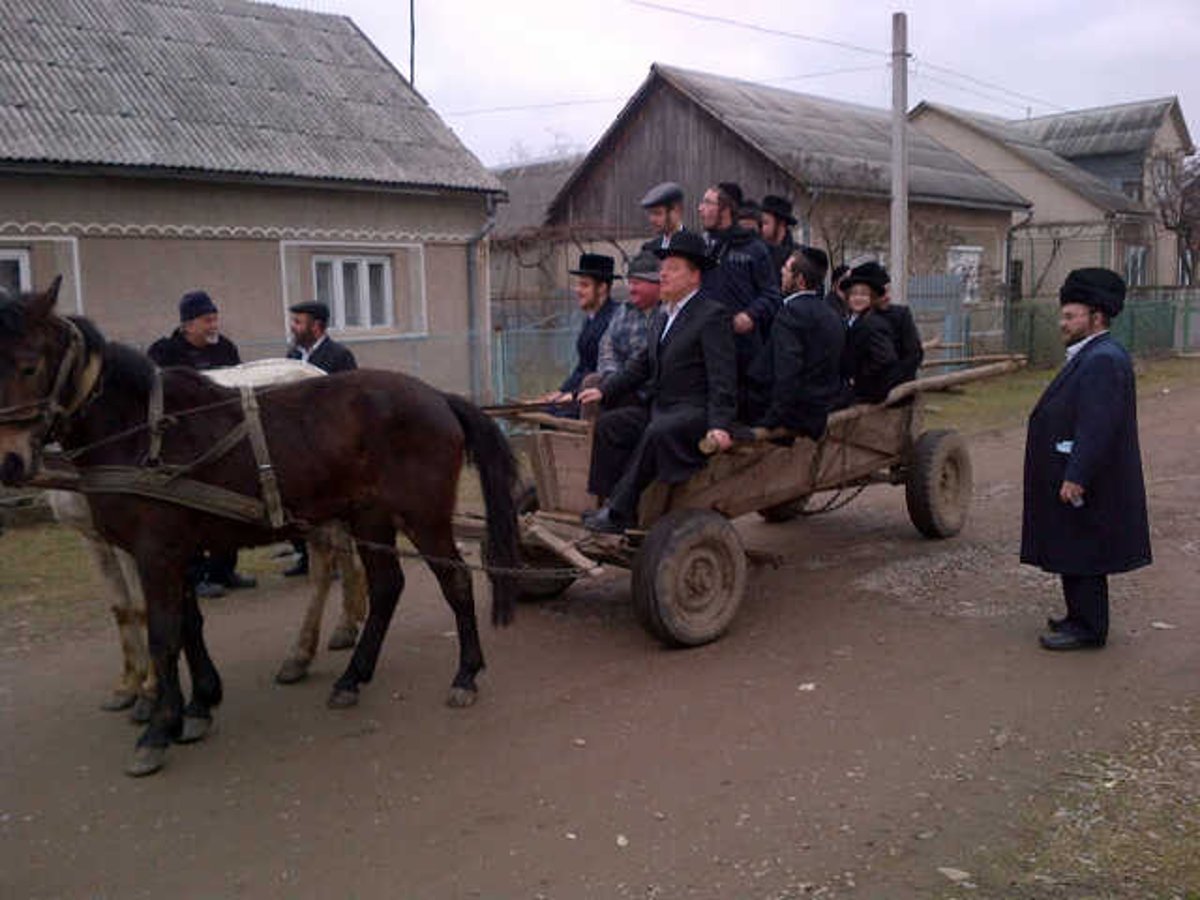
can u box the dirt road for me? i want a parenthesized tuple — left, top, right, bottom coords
(3, 383, 1199, 899)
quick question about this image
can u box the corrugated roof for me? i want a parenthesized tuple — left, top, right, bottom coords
(0, 0, 501, 192)
(492, 154, 582, 237)
(1012, 97, 1191, 159)
(913, 102, 1146, 215)
(648, 64, 1028, 210)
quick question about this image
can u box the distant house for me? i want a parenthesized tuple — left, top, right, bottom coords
(0, 0, 503, 396)
(544, 64, 1029, 302)
(911, 98, 1195, 295)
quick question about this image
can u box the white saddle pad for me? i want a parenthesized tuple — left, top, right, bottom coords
(201, 358, 325, 388)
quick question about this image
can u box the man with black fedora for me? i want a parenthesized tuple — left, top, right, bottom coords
(281, 301, 357, 577)
(640, 181, 687, 253)
(541, 253, 620, 414)
(1022, 268, 1151, 651)
(148, 290, 253, 597)
(760, 195, 799, 283)
(579, 231, 736, 534)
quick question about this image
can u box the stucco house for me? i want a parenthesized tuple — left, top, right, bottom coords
(0, 0, 503, 397)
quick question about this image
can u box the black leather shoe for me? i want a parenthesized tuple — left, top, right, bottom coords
(1047, 616, 1068, 633)
(220, 572, 258, 590)
(1039, 631, 1105, 651)
(195, 581, 226, 600)
(581, 506, 628, 535)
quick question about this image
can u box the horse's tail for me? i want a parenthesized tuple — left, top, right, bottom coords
(443, 393, 520, 626)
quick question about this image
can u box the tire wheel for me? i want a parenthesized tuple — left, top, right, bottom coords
(632, 509, 746, 647)
(757, 496, 810, 523)
(504, 484, 578, 601)
(905, 429, 972, 539)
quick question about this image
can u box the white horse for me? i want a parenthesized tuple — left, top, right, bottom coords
(49, 359, 368, 718)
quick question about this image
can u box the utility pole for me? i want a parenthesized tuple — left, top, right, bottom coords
(409, 0, 416, 88)
(890, 11, 909, 305)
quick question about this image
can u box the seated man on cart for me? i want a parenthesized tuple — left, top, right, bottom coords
(577, 231, 737, 534)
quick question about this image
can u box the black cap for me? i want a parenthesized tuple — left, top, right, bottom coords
(627, 250, 661, 283)
(761, 194, 798, 226)
(717, 181, 744, 208)
(289, 301, 330, 324)
(841, 261, 889, 296)
(179, 290, 218, 322)
(640, 181, 684, 209)
(1060, 267, 1125, 318)
(655, 230, 715, 270)
(569, 253, 621, 282)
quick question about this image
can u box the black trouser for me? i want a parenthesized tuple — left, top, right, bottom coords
(1061, 574, 1109, 642)
(186, 550, 240, 587)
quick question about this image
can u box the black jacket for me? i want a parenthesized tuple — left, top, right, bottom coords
(147, 330, 241, 370)
(841, 312, 900, 404)
(1021, 333, 1151, 575)
(701, 226, 782, 334)
(603, 289, 737, 432)
(746, 290, 846, 438)
(287, 336, 358, 374)
(560, 299, 617, 394)
(878, 304, 923, 383)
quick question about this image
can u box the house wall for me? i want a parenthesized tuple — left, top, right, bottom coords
(0, 172, 492, 395)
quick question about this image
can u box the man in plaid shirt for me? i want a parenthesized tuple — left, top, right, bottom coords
(596, 250, 662, 382)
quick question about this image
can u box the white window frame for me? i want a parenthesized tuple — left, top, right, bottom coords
(311, 254, 396, 332)
(0, 248, 32, 293)
(1124, 245, 1148, 287)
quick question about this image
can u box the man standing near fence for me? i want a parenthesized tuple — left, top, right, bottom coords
(1021, 268, 1151, 651)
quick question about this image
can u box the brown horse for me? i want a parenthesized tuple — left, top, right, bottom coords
(0, 279, 519, 776)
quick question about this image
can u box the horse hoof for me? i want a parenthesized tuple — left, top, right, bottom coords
(327, 688, 359, 709)
(177, 716, 212, 744)
(326, 624, 358, 651)
(129, 695, 156, 725)
(275, 658, 310, 685)
(101, 690, 137, 712)
(125, 745, 167, 777)
(446, 686, 478, 708)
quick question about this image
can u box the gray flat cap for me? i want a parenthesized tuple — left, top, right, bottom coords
(627, 250, 661, 282)
(640, 181, 684, 208)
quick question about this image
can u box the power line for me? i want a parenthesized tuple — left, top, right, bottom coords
(911, 68, 1034, 114)
(627, 0, 889, 57)
(914, 59, 1067, 112)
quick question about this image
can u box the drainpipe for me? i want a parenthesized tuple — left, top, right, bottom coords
(1006, 210, 1034, 352)
(466, 193, 500, 402)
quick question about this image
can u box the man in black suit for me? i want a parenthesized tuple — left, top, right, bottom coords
(579, 231, 737, 534)
(287, 301, 358, 374)
(541, 253, 619, 416)
(839, 262, 901, 405)
(746, 246, 844, 439)
(1022, 268, 1151, 650)
(640, 181, 687, 253)
(283, 301, 358, 576)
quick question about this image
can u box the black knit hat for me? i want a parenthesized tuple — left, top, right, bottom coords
(179, 290, 218, 322)
(1059, 267, 1125, 318)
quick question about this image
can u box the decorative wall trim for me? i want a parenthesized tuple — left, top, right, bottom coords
(0, 221, 476, 244)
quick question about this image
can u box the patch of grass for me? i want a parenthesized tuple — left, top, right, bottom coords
(924, 356, 1200, 435)
(0, 523, 109, 635)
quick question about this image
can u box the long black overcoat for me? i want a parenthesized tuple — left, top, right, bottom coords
(1020, 333, 1151, 575)
(878, 304, 923, 383)
(841, 312, 900, 404)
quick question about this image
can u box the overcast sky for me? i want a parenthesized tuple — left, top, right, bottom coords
(277, 0, 1199, 168)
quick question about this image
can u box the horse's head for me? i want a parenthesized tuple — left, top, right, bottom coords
(0, 277, 95, 485)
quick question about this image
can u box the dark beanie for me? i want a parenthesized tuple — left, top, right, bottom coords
(1059, 268, 1125, 319)
(179, 290, 218, 322)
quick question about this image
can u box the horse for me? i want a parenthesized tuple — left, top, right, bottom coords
(0, 279, 519, 777)
(46, 359, 372, 719)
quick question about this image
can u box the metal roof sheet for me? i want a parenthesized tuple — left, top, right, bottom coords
(492, 155, 582, 237)
(0, 0, 501, 192)
(1012, 98, 1188, 159)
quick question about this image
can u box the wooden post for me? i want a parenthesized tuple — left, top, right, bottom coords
(890, 12, 909, 305)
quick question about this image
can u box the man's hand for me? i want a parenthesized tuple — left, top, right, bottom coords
(537, 390, 572, 405)
(732, 312, 755, 334)
(706, 428, 732, 452)
(577, 387, 603, 405)
(1059, 480, 1085, 506)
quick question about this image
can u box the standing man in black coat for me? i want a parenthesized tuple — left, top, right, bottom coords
(746, 246, 845, 439)
(760, 195, 799, 286)
(287, 301, 358, 374)
(1022, 268, 1151, 651)
(147, 290, 255, 597)
(541, 253, 619, 415)
(282, 301, 358, 576)
(578, 231, 737, 534)
(698, 182, 782, 412)
(640, 181, 687, 253)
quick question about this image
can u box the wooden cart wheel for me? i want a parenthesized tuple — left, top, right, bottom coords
(905, 429, 972, 538)
(632, 509, 746, 647)
(492, 485, 578, 601)
(757, 495, 810, 523)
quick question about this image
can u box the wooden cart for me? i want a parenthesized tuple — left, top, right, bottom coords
(474, 359, 1023, 648)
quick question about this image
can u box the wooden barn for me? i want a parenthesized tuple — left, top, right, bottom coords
(0, 0, 503, 397)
